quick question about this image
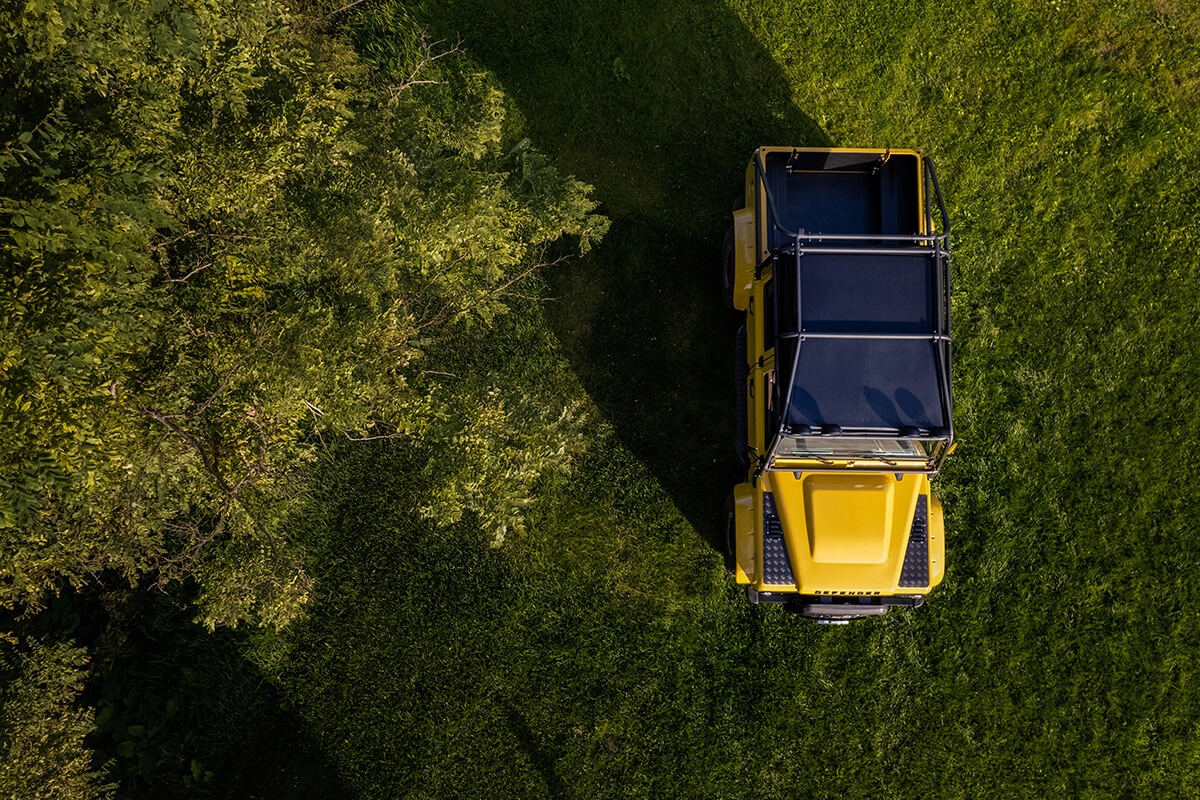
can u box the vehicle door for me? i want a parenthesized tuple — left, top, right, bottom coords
(749, 265, 782, 461)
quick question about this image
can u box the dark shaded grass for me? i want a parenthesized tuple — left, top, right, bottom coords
(259, 428, 765, 798)
(236, 1, 1200, 797)
(70, 590, 346, 799)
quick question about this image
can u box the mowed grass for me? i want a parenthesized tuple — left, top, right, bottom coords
(228, 2, 1200, 797)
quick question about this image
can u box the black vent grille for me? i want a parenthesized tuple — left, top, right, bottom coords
(762, 492, 796, 586)
(898, 495, 929, 588)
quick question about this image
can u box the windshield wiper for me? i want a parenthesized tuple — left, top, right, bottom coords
(851, 454, 899, 467)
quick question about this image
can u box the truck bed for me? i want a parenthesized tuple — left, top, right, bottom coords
(761, 150, 921, 252)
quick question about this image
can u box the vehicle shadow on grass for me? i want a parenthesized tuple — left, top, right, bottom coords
(411, 0, 830, 550)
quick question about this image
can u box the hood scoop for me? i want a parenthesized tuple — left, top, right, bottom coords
(803, 474, 892, 564)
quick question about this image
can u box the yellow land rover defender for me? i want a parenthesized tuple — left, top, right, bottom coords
(722, 147, 954, 623)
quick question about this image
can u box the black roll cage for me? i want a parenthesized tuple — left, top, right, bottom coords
(753, 153, 955, 475)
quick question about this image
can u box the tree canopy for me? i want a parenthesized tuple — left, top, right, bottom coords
(1, 0, 607, 634)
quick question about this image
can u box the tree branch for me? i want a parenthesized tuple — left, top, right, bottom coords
(344, 431, 407, 442)
(135, 403, 221, 486)
(328, 0, 371, 16)
(164, 259, 215, 284)
(413, 250, 567, 332)
(385, 33, 464, 97)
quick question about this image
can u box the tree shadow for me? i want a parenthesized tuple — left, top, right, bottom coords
(410, 0, 831, 550)
(502, 701, 567, 800)
(69, 587, 349, 799)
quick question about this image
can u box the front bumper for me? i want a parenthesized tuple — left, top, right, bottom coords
(746, 589, 926, 624)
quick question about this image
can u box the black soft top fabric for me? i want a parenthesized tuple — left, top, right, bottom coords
(799, 253, 933, 334)
(787, 338, 945, 429)
(781, 250, 946, 430)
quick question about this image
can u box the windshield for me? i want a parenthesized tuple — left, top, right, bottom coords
(771, 435, 944, 464)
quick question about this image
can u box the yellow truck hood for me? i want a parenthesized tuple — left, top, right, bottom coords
(764, 470, 928, 594)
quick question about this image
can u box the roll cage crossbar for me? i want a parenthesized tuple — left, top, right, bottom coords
(753, 152, 955, 474)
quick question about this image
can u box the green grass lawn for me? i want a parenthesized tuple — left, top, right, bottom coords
(116, 1, 1200, 796)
